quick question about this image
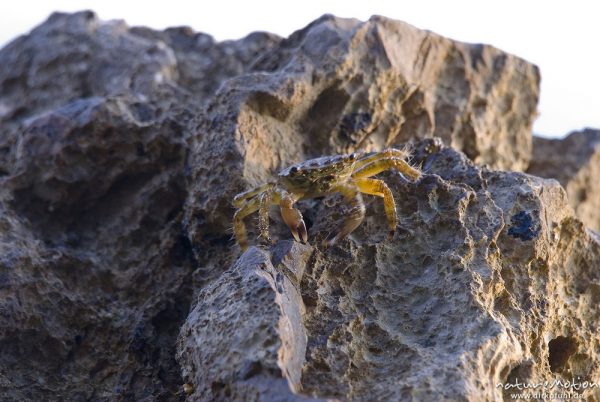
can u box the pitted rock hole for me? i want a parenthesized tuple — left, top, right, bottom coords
(508, 210, 541, 241)
(548, 336, 578, 373)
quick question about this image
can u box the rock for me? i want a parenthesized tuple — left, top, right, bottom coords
(186, 14, 540, 247)
(176, 242, 322, 401)
(0, 11, 204, 399)
(0, 16, 282, 397)
(183, 139, 600, 401)
(0, 93, 195, 399)
(128, 27, 281, 104)
(0, 10, 280, 176)
(0, 9, 594, 402)
(527, 128, 600, 231)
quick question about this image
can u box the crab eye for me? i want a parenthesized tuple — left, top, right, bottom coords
(289, 166, 299, 175)
(348, 153, 357, 161)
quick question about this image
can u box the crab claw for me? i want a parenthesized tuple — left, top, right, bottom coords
(280, 206, 308, 244)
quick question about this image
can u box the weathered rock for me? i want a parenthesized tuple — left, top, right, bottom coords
(527, 128, 600, 232)
(0, 92, 195, 400)
(185, 14, 540, 249)
(128, 26, 281, 104)
(177, 242, 322, 401)
(0, 10, 280, 176)
(0, 14, 281, 397)
(0, 8, 283, 400)
(0, 11, 206, 399)
(0, 9, 594, 402)
(183, 139, 600, 401)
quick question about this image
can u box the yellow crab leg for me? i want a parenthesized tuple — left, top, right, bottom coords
(258, 191, 272, 243)
(233, 183, 274, 208)
(352, 148, 410, 172)
(326, 182, 365, 246)
(352, 156, 421, 181)
(233, 196, 263, 251)
(355, 177, 397, 239)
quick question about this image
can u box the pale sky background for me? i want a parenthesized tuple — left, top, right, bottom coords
(0, 0, 598, 138)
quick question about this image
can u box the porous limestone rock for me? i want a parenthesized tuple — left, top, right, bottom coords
(0, 9, 594, 402)
(177, 242, 323, 401)
(0, 10, 280, 176)
(0, 13, 279, 397)
(0, 11, 202, 400)
(181, 139, 600, 401)
(185, 13, 540, 250)
(527, 128, 600, 232)
(0, 94, 194, 400)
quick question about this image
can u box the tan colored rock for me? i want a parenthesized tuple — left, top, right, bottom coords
(180, 139, 600, 401)
(527, 128, 600, 231)
(249, 15, 539, 171)
(186, 14, 540, 247)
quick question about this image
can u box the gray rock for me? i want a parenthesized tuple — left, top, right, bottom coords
(183, 139, 600, 401)
(0, 9, 280, 401)
(176, 242, 322, 401)
(0, 9, 595, 402)
(0, 94, 194, 400)
(527, 128, 600, 231)
(0, 10, 280, 176)
(0, 12, 201, 398)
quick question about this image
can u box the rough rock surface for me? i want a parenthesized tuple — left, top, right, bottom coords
(0, 10, 280, 177)
(527, 128, 600, 232)
(0, 10, 278, 401)
(177, 242, 323, 401)
(186, 13, 540, 250)
(0, 81, 195, 400)
(180, 139, 600, 401)
(0, 9, 595, 402)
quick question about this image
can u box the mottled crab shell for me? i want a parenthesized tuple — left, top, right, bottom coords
(279, 152, 362, 177)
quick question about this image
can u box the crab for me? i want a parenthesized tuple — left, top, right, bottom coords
(232, 148, 421, 250)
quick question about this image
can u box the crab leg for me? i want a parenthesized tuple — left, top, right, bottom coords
(352, 156, 421, 181)
(326, 182, 366, 246)
(258, 191, 272, 243)
(355, 177, 397, 239)
(352, 148, 410, 172)
(233, 196, 263, 251)
(276, 190, 308, 244)
(233, 183, 275, 207)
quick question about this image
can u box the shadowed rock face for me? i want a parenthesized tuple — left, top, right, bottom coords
(527, 128, 600, 232)
(0, 10, 597, 402)
(0, 10, 281, 178)
(0, 10, 278, 401)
